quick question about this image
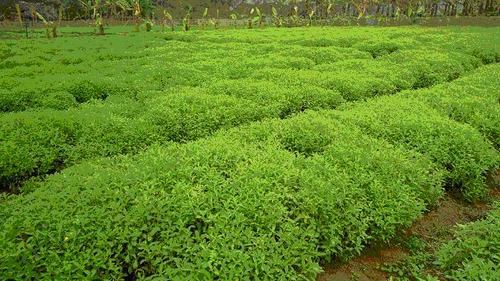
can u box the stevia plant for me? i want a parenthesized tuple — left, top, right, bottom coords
(1, 27, 499, 191)
(0, 110, 444, 280)
(436, 203, 500, 280)
(1, 25, 500, 280)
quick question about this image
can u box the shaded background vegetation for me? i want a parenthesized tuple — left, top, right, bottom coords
(1, 0, 498, 23)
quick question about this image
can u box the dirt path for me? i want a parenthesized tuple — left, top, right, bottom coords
(318, 175, 500, 281)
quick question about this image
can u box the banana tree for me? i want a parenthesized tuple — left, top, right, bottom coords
(109, 0, 131, 21)
(272, 6, 283, 27)
(182, 13, 191, 31)
(36, 12, 58, 38)
(289, 5, 300, 26)
(352, 0, 370, 19)
(133, 0, 141, 31)
(95, 14, 104, 35)
(29, 4, 37, 25)
(15, 4, 22, 25)
(163, 10, 175, 31)
(94, 0, 105, 34)
(307, 9, 315, 26)
(78, 0, 92, 20)
(201, 7, 209, 28)
(255, 7, 264, 27)
(144, 18, 153, 31)
(325, 3, 333, 24)
(79, 0, 104, 34)
(182, 6, 192, 32)
(247, 8, 253, 28)
(209, 9, 220, 29)
(229, 13, 238, 28)
(130, 0, 155, 32)
(248, 7, 263, 29)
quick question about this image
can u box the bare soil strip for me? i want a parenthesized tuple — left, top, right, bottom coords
(318, 170, 500, 281)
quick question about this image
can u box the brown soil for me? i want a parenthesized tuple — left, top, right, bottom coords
(317, 171, 500, 281)
(318, 245, 407, 281)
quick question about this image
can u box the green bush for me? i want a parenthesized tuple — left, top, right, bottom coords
(0, 90, 78, 112)
(332, 96, 499, 200)
(36, 92, 79, 110)
(252, 50, 479, 102)
(436, 203, 500, 280)
(2, 26, 497, 191)
(0, 105, 158, 189)
(0, 111, 443, 280)
(278, 45, 371, 64)
(383, 50, 480, 88)
(404, 64, 500, 149)
(205, 79, 344, 116)
(313, 59, 416, 93)
(251, 68, 397, 101)
(144, 91, 276, 142)
(1, 26, 499, 280)
(66, 78, 139, 103)
(353, 39, 402, 58)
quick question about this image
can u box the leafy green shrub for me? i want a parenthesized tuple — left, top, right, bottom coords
(332, 96, 499, 200)
(252, 50, 479, 103)
(0, 90, 78, 112)
(36, 91, 79, 110)
(471, 48, 499, 64)
(1, 26, 499, 280)
(0, 82, 339, 188)
(0, 106, 158, 189)
(225, 111, 443, 207)
(67, 80, 109, 102)
(0, 55, 46, 69)
(0, 89, 25, 112)
(66, 78, 138, 103)
(252, 68, 397, 101)
(152, 63, 211, 88)
(458, 35, 499, 64)
(0, 110, 443, 279)
(403, 64, 500, 148)
(383, 50, 481, 88)
(0, 43, 13, 61)
(278, 45, 371, 64)
(205, 79, 344, 116)
(353, 39, 402, 58)
(144, 91, 276, 142)
(313, 59, 416, 92)
(0, 111, 74, 188)
(436, 203, 500, 280)
(292, 37, 340, 47)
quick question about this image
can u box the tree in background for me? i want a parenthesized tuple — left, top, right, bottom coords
(1, 0, 499, 28)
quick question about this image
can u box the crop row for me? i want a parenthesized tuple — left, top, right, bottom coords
(0, 56, 490, 189)
(1, 27, 498, 113)
(0, 63, 498, 279)
(0, 113, 447, 279)
(1, 29, 497, 188)
(436, 202, 500, 280)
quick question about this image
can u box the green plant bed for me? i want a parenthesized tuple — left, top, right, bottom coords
(332, 96, 499, 201)
(0, 111, 443, 280)
(436, 202, 500, 280)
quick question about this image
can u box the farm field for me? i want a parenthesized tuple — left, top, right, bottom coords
(0, 26, 499, 280)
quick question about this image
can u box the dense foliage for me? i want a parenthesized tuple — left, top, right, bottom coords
(2, 0, 498, 23)
(436, 202, 500, 280)
(1, 27, 498, 188)
(0, 26, 499, 279)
